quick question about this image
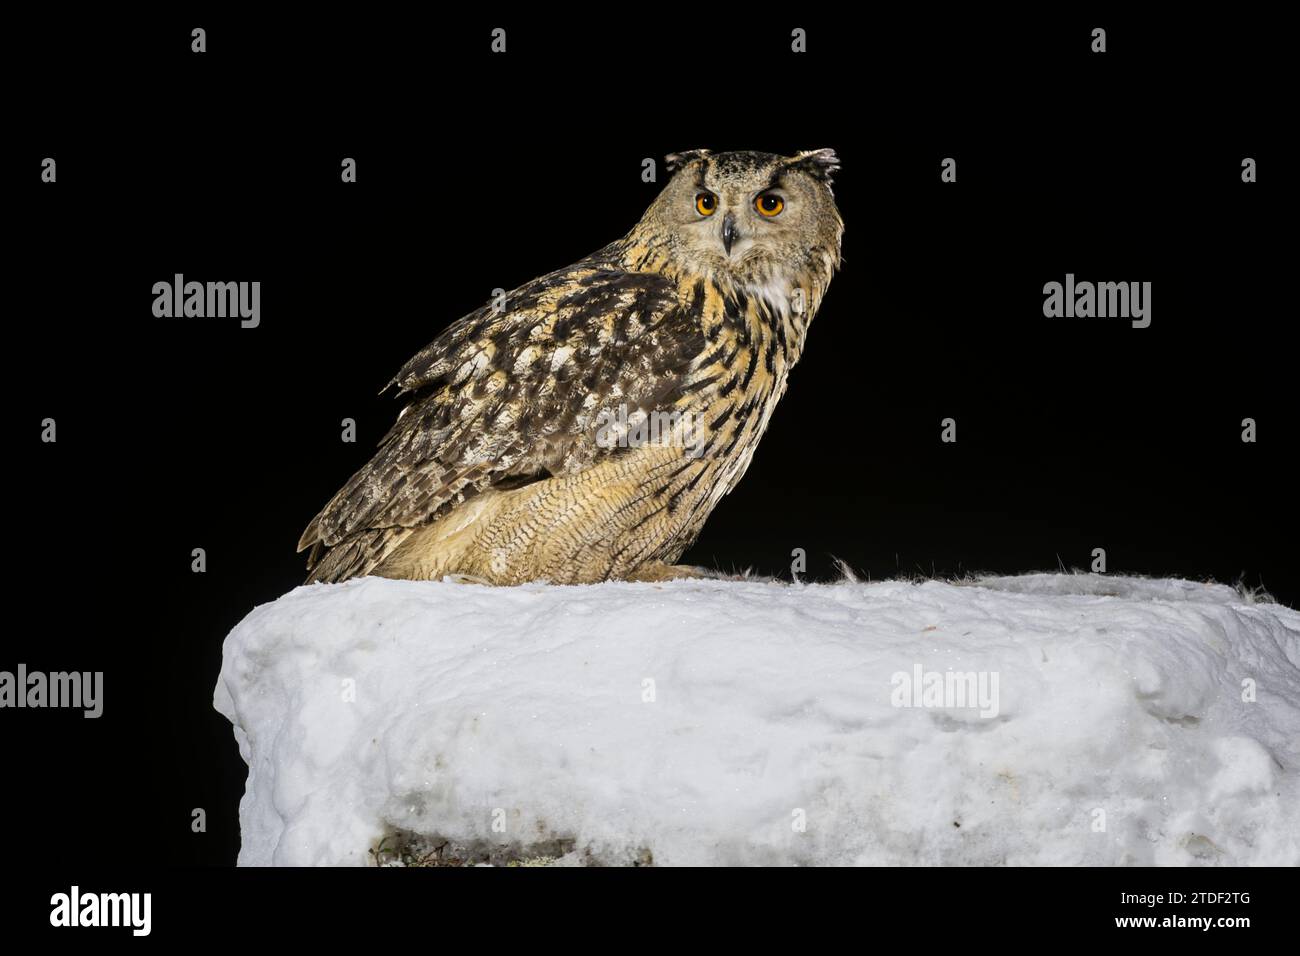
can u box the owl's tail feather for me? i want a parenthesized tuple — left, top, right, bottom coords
(303, 527, 411, 584)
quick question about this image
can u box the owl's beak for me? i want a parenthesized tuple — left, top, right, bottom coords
(721, 213, 739, 256)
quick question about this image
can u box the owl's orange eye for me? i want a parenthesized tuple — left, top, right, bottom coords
(695, 192, 718, 216)
(755, 193, 784, 217)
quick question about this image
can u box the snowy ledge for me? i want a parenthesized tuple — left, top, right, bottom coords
(214, 574, 1300, 866)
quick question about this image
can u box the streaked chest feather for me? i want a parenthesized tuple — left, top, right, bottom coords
(672, 271, 817, 496)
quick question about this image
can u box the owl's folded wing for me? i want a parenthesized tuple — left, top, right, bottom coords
(296, 259, 705, 579)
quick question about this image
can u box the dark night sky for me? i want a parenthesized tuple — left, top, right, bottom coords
(7, 11, 1291, 877)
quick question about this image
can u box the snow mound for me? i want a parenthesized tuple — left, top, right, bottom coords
(214, 574, 1300, 866)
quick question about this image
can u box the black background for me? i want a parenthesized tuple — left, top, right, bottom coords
(5, 7, 1293, 937)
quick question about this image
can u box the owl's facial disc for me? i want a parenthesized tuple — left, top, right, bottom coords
(652, 149, 843, 275)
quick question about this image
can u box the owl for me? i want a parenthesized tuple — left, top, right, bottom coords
(299, 148, 844, 585)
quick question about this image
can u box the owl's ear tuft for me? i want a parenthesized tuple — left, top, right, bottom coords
(665, 149, 711, 173)
(786, 148, 840, 183)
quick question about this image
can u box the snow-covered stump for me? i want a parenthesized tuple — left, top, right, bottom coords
(214, 574, 1300, 866)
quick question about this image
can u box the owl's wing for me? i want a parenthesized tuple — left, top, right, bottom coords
(297, 255, 706, 581)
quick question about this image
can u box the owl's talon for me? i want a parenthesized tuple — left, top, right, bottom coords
(441, 573, 493, 586)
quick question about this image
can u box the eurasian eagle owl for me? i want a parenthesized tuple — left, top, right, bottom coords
(299, 148, 843, 585)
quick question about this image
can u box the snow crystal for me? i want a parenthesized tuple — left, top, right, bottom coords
(213, 574, 1300, 866)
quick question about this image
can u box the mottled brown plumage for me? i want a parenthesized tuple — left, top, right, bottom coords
(299, 148, 843, 584)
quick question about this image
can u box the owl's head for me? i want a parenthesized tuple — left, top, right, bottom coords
(639, 148, 843, 282)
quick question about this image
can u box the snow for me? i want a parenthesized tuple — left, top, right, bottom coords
(213, 573, 1300, 866)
